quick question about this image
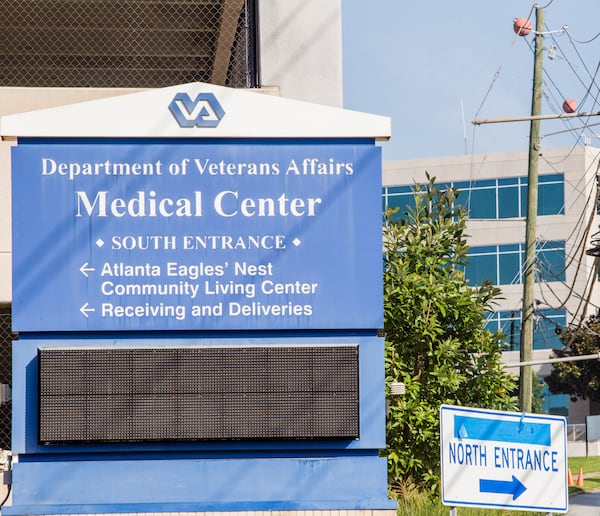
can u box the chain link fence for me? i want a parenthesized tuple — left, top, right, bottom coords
(0, 307, 13, 451)
(0, 0, 258, 88)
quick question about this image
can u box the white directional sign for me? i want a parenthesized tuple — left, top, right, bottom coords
(440, 404, 567, 513)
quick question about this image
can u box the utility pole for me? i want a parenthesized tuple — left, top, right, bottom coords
(519, 6, 544, 413)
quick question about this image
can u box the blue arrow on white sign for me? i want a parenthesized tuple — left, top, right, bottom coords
(479, 475, 526, 500)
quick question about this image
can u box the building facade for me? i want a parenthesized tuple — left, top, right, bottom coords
(383, 145, 600, 423)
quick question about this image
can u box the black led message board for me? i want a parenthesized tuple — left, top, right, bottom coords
(39, 346, 359, 443)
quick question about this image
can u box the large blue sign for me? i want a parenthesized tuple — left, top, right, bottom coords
(12, 139, 382, 331)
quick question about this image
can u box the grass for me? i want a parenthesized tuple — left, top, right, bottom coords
(392, 481, 533, 516)
(568, 455, 600, 494)
(395, 497, 532, 515)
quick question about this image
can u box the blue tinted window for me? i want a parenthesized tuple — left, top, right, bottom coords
(470, 245, 498, 254)
(537, 241, 566, 282)
(539, 179, 565, 215)
(498, 184, 520, 218)
(538, 173, 563, 184)
(472, 179, 497, 188)
(498, 177, 519, 187)
(520, 183, 528, 216)
(383, 174, 564, 221)
(383, 186, 416, 222)
(467, 242, 565, 286)
(499, 247, 522, 284)
(520, 174, 564, 217)
(534, 309, 566, 350)
(387, 174, 565, 219)
(487, 308, 566, 352)
(466, 247, 497, 284)
(454, 180, 471, 191)
(469, 186, 496, 218)
(542, 389, 569, 418)
(541, 375, 569, 418)
(386, 185, 413, 195)
(486, 310, 521, 351)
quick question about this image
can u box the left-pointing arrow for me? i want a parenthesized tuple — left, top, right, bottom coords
(80, 262, 96, 277)
(80, 303, 96, 318)
(480, 475, 526, 500)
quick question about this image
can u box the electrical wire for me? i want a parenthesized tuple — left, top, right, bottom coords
(521, 21, 600, 158)
(569, 30, 600, 45)
(539, 0, 555, 8)
(0, 484, 11, 507)
(472, 3, 537, 123)
(460, 4, 600, 349)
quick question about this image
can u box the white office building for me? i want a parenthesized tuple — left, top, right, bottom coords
(383, 145, 600, 423)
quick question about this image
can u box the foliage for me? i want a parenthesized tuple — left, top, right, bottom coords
(545, 315, 600, 401)
(531, 372, 546, 413)
(511, 372, 546, 413)
(383, 176, 517, 493)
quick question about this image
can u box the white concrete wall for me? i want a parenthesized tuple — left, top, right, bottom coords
(259, 0, 343, 107)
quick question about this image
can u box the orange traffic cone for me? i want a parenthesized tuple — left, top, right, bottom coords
(577, 467, 584, 487)
(567, 468, 574, 486)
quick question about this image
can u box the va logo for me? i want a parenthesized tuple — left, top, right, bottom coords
(168, 92, 225, 128)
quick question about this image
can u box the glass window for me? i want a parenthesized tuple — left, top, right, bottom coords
(471, 179, 497, 188)
(487, 308, 566, 352)
(533, 309, 566, 350)
(520, 182, 528, 217)
(537, 241, 566, 282)
(498, 183, 520, 218)
(538, 176, 565, 215)
(498, 245, 522, 285)
(382, 173, 564, 221)
(469, 188, 497, 218)
(383, 186, 415, 222)
(453, 180, 471, 191)
(468, 241, 565, 287)
(486, 310, 521, 351)
(543, 389, 569, 418)
(466, 246, 498, 284)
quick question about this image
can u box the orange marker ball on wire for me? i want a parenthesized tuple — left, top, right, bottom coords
(513, 18, 532, 36)
(562, 99, 577, 113)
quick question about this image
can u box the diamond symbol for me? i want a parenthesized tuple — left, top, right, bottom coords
(292, 238, 301, 247)
(96, 238, 105, 248)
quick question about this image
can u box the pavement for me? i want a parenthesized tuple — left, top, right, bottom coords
(568, 490, 600, 515)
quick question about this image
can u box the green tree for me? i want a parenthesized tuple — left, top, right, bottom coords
(545, 315, 600, 402)
(383, 177, 517, 493)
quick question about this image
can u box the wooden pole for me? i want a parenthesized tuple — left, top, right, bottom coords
(519, 6, 544, 413)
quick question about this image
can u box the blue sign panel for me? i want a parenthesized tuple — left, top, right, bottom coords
(12, 139, 382, 331)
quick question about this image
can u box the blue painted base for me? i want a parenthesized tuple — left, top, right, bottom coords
(5, 455, 397, 515)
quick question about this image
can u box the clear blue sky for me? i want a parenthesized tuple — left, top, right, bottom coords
(342, 1, 600, 160)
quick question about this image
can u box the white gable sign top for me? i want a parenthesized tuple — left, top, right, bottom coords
(0, 82, 391, 140)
